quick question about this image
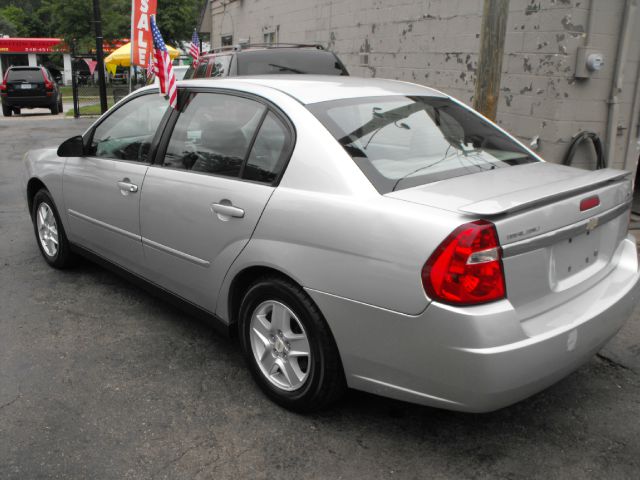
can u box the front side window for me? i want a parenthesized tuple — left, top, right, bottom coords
(162, 92, 265, 178)
(88, 93, 169, 162)
(308, 96, 538, 193)
(194, 59, 208, 78)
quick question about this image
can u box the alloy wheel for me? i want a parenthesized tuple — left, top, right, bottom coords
(36, 203, 59, 257)
(249, 300, 311, 391)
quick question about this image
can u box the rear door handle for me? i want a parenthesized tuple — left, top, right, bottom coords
(117, 179, 138, 194)
(211, 202, 245, 219)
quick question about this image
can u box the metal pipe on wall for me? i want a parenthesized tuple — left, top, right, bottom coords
(605, 0, 635, 167)
(622, 52, 640, 171)
(584, 0, 597, 47)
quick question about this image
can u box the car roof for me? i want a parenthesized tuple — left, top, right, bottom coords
(179, 75, 446, 105)
(203, 44, 325, 56)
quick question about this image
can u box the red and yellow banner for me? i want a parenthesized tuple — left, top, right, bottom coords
(131, 0, 157, 67)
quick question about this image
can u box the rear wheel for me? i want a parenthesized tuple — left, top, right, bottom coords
(238, 276, 346, 412)
(58, 98, 63, 113)
(50, 102, 59, 115)
(31, 189, 75, 268)
(2, 104, 12, 117)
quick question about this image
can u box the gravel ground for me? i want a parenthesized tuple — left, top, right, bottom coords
(1, 116, 639, 479)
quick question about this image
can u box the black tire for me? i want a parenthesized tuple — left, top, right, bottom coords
(58, 98, 63, 113)
(2, 104, 12, 117)
(238, 275, 346, 412)
(50, 102, 59, 115)
(31, 189, 75, 269)
(13, 108, 21, 115)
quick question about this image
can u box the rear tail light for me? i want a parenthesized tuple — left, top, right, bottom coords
(0, 71, 7, 92)
(422, 220, 506, 306)
(42, 69, 53, 91)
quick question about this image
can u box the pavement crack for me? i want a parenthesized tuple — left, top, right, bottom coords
(596, 353, 633, 373)
(151, 438, 211, 478)
(0, 394, 21, 412)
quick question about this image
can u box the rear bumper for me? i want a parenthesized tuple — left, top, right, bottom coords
(3, 95, 55, 108)
(307, 235, 640, 412)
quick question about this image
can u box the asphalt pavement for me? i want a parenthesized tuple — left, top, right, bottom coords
(1, 115, 639, 479)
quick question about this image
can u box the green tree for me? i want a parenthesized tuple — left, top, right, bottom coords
(0, 13, 17, 36)
(0, 0, 202, 45)
(156, 0, 202, 45)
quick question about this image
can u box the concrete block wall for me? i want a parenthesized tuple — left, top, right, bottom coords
(207, 0, 640, 172)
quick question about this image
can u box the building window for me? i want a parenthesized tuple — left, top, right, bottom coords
(263, 32, 276, 44)
(221, 35, 233, 46)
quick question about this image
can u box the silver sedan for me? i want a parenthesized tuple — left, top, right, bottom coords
(23, 76, 640, 412)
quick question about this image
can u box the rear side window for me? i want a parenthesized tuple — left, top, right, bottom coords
(162, 92, 265, 178)
(7, 69, 44, 82)
(236, 50, 348, 76)
(308, 96, 538, 193)
(243, 112, 290, 183)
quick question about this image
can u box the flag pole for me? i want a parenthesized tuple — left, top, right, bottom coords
(92, 0, 108, 114)
(129, 0, 134, 93)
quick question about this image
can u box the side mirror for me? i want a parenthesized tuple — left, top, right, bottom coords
(57, 135, 85, 157)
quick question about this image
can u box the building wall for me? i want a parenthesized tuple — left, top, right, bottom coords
(206, 0, 640, 172)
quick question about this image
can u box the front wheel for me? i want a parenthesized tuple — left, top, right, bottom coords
(238, 276, 345, 412)
(31, 189, 75, 268)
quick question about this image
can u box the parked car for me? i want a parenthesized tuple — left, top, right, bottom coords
(146, 65, 190, 86)
(23, 76, 639, 412)
(183, 43, 349, 79)
(111, 68, 127, 84)
(1, 66, 63, 116)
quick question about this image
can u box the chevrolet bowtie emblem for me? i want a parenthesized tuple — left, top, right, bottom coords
(586, 217, 599, 232)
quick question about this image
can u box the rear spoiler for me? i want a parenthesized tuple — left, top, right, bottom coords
(459, 168, 631, 216)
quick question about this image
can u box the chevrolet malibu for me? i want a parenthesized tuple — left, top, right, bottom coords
(23, 76, 640, 412)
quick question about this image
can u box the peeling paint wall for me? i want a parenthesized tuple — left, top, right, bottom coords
(206, 0, 640, 171)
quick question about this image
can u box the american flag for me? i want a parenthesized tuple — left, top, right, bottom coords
(146, 53, 154, 79)
(189, 30, 200, 66)
(150, 15, 177, 109)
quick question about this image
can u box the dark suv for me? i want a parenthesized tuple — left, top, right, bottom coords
(1, 66, 63, 116)
(184, 44, 349, 79)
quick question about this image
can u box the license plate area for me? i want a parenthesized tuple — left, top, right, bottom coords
(550, 228, 603, 290)
(20, 84, 33, 89)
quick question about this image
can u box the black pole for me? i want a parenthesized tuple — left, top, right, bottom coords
(71, 40, 80, 118)
(92, 0, 108, 114)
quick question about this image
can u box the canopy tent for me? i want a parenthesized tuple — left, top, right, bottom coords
(104, 42, 179, 74)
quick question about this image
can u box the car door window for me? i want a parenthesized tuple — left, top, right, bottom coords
(162, 92, 265, 178)
(210, 55, 231, 77)
(88, 94, 169, 162)
(243, 111, 290, 183)
(195, 59, 208, 78)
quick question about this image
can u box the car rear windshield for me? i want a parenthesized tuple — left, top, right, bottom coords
(307, 96, 538, 193)
(7, 68, 44, 83)
(236, 50, 348, 76)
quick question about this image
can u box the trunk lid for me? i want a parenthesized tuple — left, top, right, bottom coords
(387, 162, 633, 321)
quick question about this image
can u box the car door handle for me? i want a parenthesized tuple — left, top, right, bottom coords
(211, 202, 245, 218)
(117, 180, 138, 194)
